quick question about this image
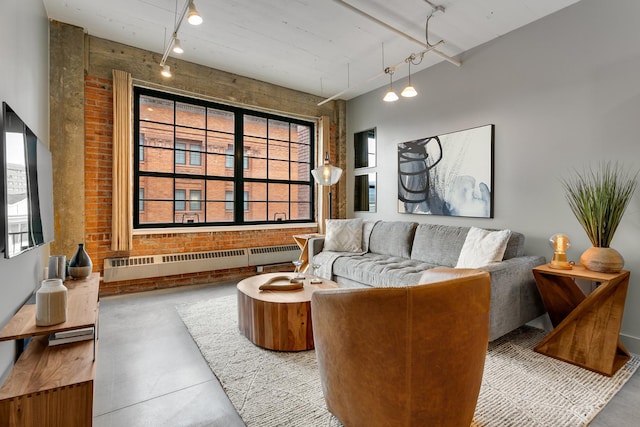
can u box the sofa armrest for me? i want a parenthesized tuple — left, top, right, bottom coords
(480, 255, 547, 341)
(308, 237, 325, 265)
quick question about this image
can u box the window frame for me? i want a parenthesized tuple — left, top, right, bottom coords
(133, 86, 316, 229)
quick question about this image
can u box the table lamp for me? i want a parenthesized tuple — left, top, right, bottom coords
(549, 233, 573, 269)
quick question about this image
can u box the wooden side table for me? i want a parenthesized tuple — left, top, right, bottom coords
(532, 264, 630, 376)
(292, 233, 323, 273)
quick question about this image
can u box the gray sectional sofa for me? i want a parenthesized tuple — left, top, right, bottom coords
(308, 220, 547, 341)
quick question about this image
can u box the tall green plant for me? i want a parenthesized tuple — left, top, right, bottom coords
(562, 162, 638, 247)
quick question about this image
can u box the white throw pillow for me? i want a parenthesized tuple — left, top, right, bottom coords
(324, 218, 363, 252)
(456, 227, 512, 268)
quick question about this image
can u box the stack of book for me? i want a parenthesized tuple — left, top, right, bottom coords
(48, 327, 95, 346)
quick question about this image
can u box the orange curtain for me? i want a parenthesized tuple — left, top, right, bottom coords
(111, 70, 133, 251)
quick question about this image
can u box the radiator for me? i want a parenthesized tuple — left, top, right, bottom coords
(103, 245, 300, 283)
(248, 244, 300, 266)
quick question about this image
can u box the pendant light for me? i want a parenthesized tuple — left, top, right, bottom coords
(311, 152, 343, 219)
(401, 61, 417, 98)
(383, 69, 399, 102)
(161, 64, 172, 78)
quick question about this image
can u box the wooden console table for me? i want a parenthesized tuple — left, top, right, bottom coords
(0, 273, 100, 426)
(532, 264, 630, 376)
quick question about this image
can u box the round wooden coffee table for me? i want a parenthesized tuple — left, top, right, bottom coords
(237, 273, 338, 351)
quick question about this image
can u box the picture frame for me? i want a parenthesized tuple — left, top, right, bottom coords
(397, 124, 494, 218)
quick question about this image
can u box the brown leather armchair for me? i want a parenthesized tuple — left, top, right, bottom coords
(311, 268, 491, 427)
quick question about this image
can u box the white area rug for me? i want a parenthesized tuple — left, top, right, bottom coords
(177, 295, 639, 427)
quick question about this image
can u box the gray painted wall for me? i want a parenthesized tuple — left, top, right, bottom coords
(347, 0, 640, 352)
(0, 0, 50, 381)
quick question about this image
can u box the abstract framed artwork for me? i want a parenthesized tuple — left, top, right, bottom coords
(397, 124, 494, 218)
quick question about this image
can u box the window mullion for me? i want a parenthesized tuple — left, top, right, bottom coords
(234, 112, 244, 224)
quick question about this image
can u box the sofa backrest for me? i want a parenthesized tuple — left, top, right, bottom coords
(410, 224, 469, 267)
(410, 224, 525, 267)
(368, 221, 417, 258)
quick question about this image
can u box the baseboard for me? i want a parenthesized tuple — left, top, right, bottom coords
(620, 333, 640, 355)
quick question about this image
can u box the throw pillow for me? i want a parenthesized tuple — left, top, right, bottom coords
(455, 227, 512, 268)
(324, 218, 363, 252)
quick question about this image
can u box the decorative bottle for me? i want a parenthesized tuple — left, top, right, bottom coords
(69, 243, 93, 279)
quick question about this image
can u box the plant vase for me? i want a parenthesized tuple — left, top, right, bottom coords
(580, 247, 624, 274)
(562, 162, 637, 275)
(69, 243, 93, 279)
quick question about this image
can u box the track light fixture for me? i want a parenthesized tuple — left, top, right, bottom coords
(401, 59, 417, 98)
(383, 69, 399, 102)
(172, 35, 184, 54)
(158, 0, 203, 77)
(187, 0, 203, 26)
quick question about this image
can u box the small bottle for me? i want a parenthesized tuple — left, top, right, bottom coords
(35, 278, 68, 326)
(69, 243, 93, 279)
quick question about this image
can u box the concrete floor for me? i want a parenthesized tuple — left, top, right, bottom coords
(93, 281, 640, 427)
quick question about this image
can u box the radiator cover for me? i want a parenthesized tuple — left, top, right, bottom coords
(103, 245, 300, 283)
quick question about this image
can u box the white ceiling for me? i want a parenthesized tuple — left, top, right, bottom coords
(43, 0, 582, 102)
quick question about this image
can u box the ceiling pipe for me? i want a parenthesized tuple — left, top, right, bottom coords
(332, 0, 461, 67)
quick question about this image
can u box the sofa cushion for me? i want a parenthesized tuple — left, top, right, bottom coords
(362, 220, 379, 252)
(332, 253, 438, 287)
(368, 221, 417, 258)
(455, 227, 512, 268)
(324, 218, 363, 252)
(503, 231, 525, 259)
(410, 224, 470, 267)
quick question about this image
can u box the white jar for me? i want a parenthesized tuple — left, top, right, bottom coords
(35, 278, 68, 326)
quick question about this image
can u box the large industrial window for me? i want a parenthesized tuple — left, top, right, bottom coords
(134, 87, 315, 228)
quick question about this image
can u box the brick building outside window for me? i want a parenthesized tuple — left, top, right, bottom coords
(134, 87, 315, 228)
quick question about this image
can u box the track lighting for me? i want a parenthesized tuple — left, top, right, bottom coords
(187, 1, 203, 26)
(172, 36, 184, 54)
(158, 0, 203, 77)
(161, 64, 172, 78)
(383, 69, 398, 102)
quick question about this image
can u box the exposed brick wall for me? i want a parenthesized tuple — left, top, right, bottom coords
(85, 75, 114, 270)
(84, 75, 317, 296)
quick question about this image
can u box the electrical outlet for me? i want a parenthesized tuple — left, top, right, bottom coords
(256, 266, 264, 273)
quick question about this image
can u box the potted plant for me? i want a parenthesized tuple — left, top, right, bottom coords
(562, 162, 638, 273)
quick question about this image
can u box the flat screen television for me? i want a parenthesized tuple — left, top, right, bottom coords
(0, 102, 54, 258)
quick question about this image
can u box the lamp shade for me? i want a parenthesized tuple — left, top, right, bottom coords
(172, 37, 184, 54)
(187, 1, 203, 25)
(401, 84, 417, 97)
(312, 152, 342, 186)
(383, 89, 399, 102)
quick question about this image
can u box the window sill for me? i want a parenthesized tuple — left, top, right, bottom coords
(132, 223, 319, 236)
